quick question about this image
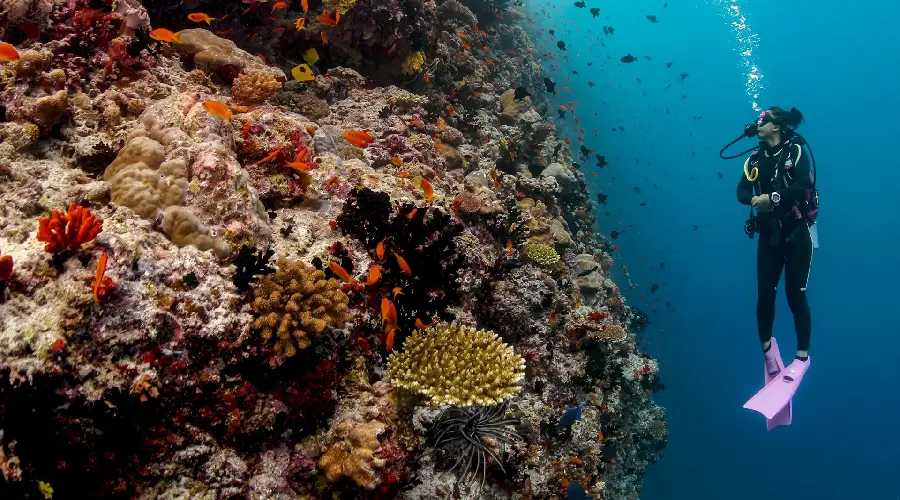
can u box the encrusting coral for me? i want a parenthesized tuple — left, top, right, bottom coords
(173, 29, 285, 78)
(387, 324, 526, 406)
(251, 258, 351, 357)
(232, 71, 282, 104)
(521, 242, 561, 267)
(318, 419, 386, 490)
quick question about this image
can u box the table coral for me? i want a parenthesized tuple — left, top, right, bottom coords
(251, 258, 351, 357)
(387, 324, 525, 406)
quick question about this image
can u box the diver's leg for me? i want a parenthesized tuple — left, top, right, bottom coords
(784, 226, 813, 359)
(757, 235, 784, 351)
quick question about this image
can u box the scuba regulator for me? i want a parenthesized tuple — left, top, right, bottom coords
(719, 111, 818, 241)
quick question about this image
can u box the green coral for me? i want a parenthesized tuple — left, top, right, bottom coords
(387, 324, 525, 406)
(400, 51, 426, 75)
(648, 419, 668, 443)
(522, 242, 560, 267)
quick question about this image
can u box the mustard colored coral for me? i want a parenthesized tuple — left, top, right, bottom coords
(251, 259, 351, 357)
(325, 0, 358, 15)
(318, 419, 385, 490)
(400, 51, 425, 75)
(387, 324, 525, 406)
(521, 242, 560, 267)
(232, 71, 282, 104)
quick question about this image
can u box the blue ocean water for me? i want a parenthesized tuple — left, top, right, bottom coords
(526, 1, 900, 498)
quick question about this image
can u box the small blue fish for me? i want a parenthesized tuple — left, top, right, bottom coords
(567, 480, 591, 500)
(558, 402, 584, 429)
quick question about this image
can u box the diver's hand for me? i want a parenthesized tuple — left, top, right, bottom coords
(752, 194, 773, 212)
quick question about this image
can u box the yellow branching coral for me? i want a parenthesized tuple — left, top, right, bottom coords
(387, 324, 525, 406)
(232, 71, 283, 104)
(318, 419, 386, 489)
(400, 51, 425, 75)
(251, 259, 351, 357)
(522, 242, 560, 267)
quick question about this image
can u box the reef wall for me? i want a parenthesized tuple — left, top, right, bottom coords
(0, 0, 665, 498)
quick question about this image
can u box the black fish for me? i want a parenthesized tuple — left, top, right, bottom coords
(580, 145, 590, 156)
(596, 155, 608, 167)
(610, 230, 619, 240)
(647, 15, 659, 23)
(660, 262, 665, 269)
(578, 265, 599, 277)
(553, 143, 562, 156)
(574, 1, 586, 7)
(607, 26, 615, 35)
(633, 186, 641, 193)
(717, 172, 724, 179)
(588, 80, 595, 87)
(549, 29, 555, 35)
(597, 192, 608, 204)
(572, 70, 579, 74)
(543, 77, 556, 93)
(639, 202, 647, 206)
(618, 126, 624, 131)
(636, 77, 643, 84)
(620, 54, 638, 63)
(692, 224, 698, 231)
(680, 94, 687, 100)
(590, 7, 600, 17)
(602, 26, 608, 35)
(651, 282, 660, 293)
(572, 162, 580, 169)
(679, 72, 689, 83)
(587, 62, 593, 66)
(558, 109, 566, 119)
(643, 55, 652, 61)
(665, 61, 673, 68)
(514, 86, 532, 100)
(557, 40, 567, 51)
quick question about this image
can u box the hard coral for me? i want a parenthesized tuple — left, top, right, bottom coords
(174, 29, 285, 79)
(387, 324, 525, 406)
(36, 203, 103, 254)
(400, 51, 425, 75)
(232, 71, 283, 105)
(105, 135, 188, 220)
(251, 258, 351, 357)
(318, 419, 385, 489)
(521, 242, 560, 268)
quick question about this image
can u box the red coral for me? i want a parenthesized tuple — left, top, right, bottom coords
(37, 203, 103, 253)
(0, 251, 12, 281)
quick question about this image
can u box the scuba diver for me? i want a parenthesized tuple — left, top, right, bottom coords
(722, 106, 819, 429)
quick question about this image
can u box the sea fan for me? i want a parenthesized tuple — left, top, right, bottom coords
(429, 401, 522, 490)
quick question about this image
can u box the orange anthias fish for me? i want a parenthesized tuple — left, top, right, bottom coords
(490, 168, 501, 188)
(342, 129, 374, 148)
(436, 118, 446, 131)
(216, 28, 233, 36)
(149, 29, 180, 43)
(321, 31, 328, 44)
(283, 159, 316, 173)
(381, 297, 398, 326)
(415, 318, 433, 329)
(271, 1, 288, 13)
(301, 0, 309, 12)
(391, 156, 404, 167)
(506, 240, 514, 256)
(187, 13, 215, 24)
(364, 265, 381, 286)
(385, 326, 396, 352)
(456, 32, 468, 39)
(202, 101, 232, 122)
(376, 239, 386, 262)
(570, 457, 584, 465)
(392, 286, 404, 298)
(394, 253, 412, 276)
(328, 261, 356, 283)
(419, 177, 434, 203)
(0, 42, 20, 62)
(447, 105, 457, 117)
(319, 10, 339, 25)
(256, 146, 285, 165)
(93, 252, 114, 303)
(407, 207, 418, 220)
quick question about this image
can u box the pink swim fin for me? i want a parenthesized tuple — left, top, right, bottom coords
(762, 338, 791, 430)
(745, 354, 810, 422)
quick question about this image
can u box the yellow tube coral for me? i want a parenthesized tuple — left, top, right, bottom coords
(387, 324, 525, 406)
(400, 51, 425, 75)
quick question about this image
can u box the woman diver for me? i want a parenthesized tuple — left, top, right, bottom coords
(737, 106, 817, 428)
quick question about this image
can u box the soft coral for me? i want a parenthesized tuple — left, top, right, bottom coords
(36, 203, 103, 254)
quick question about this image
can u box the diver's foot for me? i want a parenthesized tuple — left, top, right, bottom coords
(764, 349, 781, 377)
(795, 355, 809, 362)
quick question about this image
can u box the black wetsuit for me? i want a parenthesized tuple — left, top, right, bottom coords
(737, 140, 814, 352)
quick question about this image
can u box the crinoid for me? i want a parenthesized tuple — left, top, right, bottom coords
(429, 401, 522, 490)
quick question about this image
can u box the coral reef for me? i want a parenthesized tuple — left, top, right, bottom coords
(0, 0, 665, 497)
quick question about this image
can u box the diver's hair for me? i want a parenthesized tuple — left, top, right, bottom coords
(767, 106, 804, 130)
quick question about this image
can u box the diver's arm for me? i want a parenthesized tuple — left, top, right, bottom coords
(737, 174, 754, 205)
(773, 145, 812, 204)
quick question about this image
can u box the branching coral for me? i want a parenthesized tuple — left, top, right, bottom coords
(521, 242, 560, 267)
(400, 51, 425, 75)
(318, 419, 385, 489)
(251, 258, 351, 357)
(387, 324, 525, 406)
(36, 203, 103, 254)
(232, 71, 282, 104)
